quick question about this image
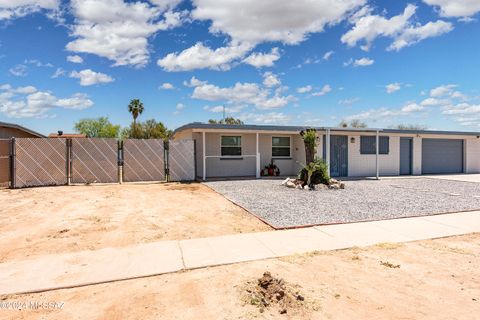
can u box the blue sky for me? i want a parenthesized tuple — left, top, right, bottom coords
(0, 0, 479, 135)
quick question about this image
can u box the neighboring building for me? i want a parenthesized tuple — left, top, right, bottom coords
(48, 131, 86, 138)
(0, 121, 45, 138)
(173, 122, 480, 180)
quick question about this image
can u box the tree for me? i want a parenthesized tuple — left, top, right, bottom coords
(208, 117, 244, 125)
(339, 119, 368, 128)
(122, 119, 172, 141)
(74, 117, 121, 138)
(393, 124, 427, 130)
(127, 99, 144, 136)
(300, 129, 317, 164)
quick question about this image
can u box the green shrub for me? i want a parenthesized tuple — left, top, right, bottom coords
(299, 158, 330, 186)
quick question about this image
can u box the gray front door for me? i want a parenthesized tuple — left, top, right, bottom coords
(323, 135, 348, 177)
(400, 138, 412, 175)
(422, 139, 464, 174)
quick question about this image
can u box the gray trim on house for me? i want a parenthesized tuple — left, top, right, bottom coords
(174, 122, 480, 137)
(0, 121, 45, 138)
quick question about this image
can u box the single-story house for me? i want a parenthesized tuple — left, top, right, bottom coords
(0, 121, 45, 139)
(173, 122, 480, 180)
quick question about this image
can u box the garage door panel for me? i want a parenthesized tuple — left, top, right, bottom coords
(422, 139, 463, 174)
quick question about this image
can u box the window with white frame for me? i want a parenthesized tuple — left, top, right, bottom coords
(221, 136, 242, 156)
(272, 136, 291, 157)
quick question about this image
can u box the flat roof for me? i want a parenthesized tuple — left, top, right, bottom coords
(0, 121, 45, 138)
(174, 122, 480, 137)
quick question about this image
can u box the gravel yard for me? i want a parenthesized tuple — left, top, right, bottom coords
(205, 178, 480, 228)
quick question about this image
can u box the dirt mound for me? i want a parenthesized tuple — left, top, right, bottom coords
(243, 271, 307, 314)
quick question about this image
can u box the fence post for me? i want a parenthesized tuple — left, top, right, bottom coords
(118, 140, 123, 184)
(9, 138, 15, 189)
(164, 140, 169, 182)
(66, 139, 71, 185)
(193, 139, 197, 180)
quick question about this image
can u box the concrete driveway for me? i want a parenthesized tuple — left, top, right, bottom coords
(422, 174, 480, 183)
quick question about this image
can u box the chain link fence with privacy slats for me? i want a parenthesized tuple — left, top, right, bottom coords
(71, 138, 118, 184)
(168, 139, 196, 181)
(0, 139, 11, 188)
(123, 139, 165, 182)
(7, 138, 196, 188)
(13, 138, 67, 188)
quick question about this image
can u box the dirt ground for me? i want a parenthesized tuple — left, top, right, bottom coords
(0, 183, 269, 262)
(1, 233, 478, 320)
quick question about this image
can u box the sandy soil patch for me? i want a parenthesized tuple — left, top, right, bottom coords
(0, 183, 269, 262)
(1, 233, 478, 319)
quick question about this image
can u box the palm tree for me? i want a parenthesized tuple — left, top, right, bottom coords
(128, 99, 144, 133)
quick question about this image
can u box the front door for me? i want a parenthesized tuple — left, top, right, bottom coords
(400, 138, 413, 175)
(323, 135, 348, 177)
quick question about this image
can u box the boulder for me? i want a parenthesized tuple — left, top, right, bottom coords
(286, 181, 296, 188)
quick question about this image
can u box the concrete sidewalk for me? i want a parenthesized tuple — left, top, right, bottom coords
(1, 211, 479, 296)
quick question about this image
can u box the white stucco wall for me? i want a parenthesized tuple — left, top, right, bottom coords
(466, 138, 480, 173)
(412, 137, 422, 175)
(347, 135, 400, 177)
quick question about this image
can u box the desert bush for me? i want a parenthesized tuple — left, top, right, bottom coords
(298, 158, 330, 187)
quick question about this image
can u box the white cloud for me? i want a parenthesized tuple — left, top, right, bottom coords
(312, 85, 332, 96)
(239, 112, 291, 124)
(442, 102, 480, 115)
(67, 0, 185, 67)
(386, 82, 401, 93)
(51, 67, 66, 78)
(323, 50, 334, 60)
(172, 102, 185, 114)
(401, 102, 425, 113)
(297, 85, 313, 93)
(183, 76, 207, 87)
(159, 82, 175, 90)
(242, 47, 280, 68)
(0, 0, 59, 21)
(203, 105, 246, 113)
(420, 97, 449, 106)
(387, 20, 453, 51)
(24, 59, 53, 67)
(353, 57, 374, 66)
(9, 64, 27, 76)
(191, 0, 365, 45)
(423, 0, 480, 17)
(0, 84, 93, 118)
(342, 4, 453, 51)
(262, 72, 281, 88)
(69, 69, 114, 86)
(67, 55, 84, 63)
(339, 97, 360, 105)
(430, 84, 457, 97)
(191, 79, 294, 110)
(157, 42, 251, 71)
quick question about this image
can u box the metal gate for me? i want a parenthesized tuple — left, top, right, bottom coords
(123, 139, 165, 182)
(168, 139, 195, 181)
(71, 138, 118, 184)
(0, 139, 11, 188)
(13, 138, 67, 188)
